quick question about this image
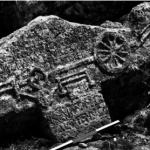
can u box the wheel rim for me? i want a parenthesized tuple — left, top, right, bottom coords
(95, 32, 129, 74)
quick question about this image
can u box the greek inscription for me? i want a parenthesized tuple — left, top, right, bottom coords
(52, 90, 104, 127)
(76, 113, 89, 125)
(57, 107, 70, 120)
(58, 123, 66, 132)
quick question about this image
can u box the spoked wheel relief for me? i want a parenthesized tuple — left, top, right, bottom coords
(94, 32, 129, 74)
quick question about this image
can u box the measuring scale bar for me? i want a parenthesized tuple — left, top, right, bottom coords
(50, 120, 120, 150)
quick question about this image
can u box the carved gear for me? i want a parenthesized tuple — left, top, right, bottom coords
(95, 32, 129, 74)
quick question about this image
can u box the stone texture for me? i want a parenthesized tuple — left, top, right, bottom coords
(1, 2, 150, 144)
(123, 2, 150, 31)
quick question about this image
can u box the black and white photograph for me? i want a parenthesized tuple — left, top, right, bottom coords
(0, 1, 150, 150)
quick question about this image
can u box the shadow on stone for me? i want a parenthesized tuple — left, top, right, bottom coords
(101, 65, 150, 121)
(0, 107, 57, 148)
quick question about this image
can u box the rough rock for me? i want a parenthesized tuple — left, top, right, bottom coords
(123, 2, 150, 33)
(1, 3, 150, 145)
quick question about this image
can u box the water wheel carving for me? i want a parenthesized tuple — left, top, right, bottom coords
(95, 32, 129, 74)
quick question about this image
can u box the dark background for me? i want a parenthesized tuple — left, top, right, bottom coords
(0, 1, 142, 39)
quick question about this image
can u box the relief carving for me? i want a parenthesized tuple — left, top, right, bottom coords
(0, 28, 133, 142)
(28, 67, 46, 90)
(55, 68, 95, 97)
(94, 31, 129, 73)
(0, 77, 39, 113)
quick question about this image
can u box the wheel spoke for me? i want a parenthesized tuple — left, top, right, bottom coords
(102, 42, 111, 50)
(115, 54, 126, 63)
(102, 36, 111, 47)
(98, 42, 110, 50)
(117, 51, 128, 58)
(99, 50, 110, 55)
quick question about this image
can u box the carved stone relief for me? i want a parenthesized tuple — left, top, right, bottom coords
(0, 28, 132, 141)
(0, 16, 135, 142)
(94, 31, 129, 74)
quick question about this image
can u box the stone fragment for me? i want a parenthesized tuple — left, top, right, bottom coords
(0, 15, 132, 142)
(1, 6, 150, 143)
(78, 143, 88, 148)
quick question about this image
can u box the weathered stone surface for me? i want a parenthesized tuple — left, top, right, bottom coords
(0, 14, 134, 142)
(123, 2, 150, 32)
(1, 4, 150, 144)
(0, 15, 122, 142)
